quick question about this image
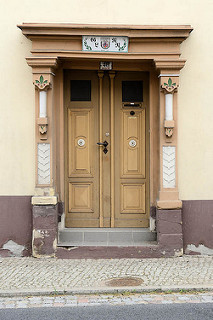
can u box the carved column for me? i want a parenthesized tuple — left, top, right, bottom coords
(154, 60, 185, 256)
(27, 57, 59, 257)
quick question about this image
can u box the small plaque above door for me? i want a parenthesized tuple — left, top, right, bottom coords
(82, 36, 128, 53)
(100, 61, 113, 70)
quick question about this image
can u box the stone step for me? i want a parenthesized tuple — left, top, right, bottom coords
(58, 228, 157, 247)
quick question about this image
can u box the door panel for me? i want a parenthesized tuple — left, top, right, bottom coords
(121, 183, 145, 214)
(68, 109, 93, 176)
(69, 183, 93, 213)
(121, 109, 145, 178)
(65, 70, 149, 228)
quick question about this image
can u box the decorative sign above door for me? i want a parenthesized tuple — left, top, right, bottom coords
(82, 36, 128, 53)
(100, 61, 113, 70)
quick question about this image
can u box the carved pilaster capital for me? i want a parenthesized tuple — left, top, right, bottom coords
(109, 71, 116, 79)
(97, 71, 104, 79)
(159, 76, 179, 94)
(27, 57, 59, 89)
(34, 75, 51, 90)
(161, 77, 178, 93)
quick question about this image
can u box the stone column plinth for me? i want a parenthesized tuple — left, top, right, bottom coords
(32, 197, 58, 258)
(157, 209, 183, 256)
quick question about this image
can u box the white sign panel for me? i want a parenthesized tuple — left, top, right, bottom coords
(82, 36, 128, 53)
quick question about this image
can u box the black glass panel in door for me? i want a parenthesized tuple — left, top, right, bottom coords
(122, 81, 143, 102)
(70, 80, 91, 101)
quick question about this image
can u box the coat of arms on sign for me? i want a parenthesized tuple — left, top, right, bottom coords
(82, 36, 128, 52)
(101, 38, 110, 50)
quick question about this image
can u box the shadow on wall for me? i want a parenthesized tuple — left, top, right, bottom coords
(0, 196, 32, 257)
(182, 200, 213, 255)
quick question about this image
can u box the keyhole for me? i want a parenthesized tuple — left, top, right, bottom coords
(130, 111, 135, 116)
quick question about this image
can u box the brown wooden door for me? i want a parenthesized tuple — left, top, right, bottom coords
(65, 70, 149, 228)
(114, 72, 149, 227)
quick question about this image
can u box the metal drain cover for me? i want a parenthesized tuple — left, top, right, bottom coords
(105, 277, 143, 287)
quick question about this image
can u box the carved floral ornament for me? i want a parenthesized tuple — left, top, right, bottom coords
(165, 127, 173, 137)
(39, 125, 47, 135)
(34, 75, 50, 90)
(37, 117, 48, 139)
(161, 78, 178, 93)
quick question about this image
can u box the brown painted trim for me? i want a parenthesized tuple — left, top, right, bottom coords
(17, 23, 193, 39)
(26, 57, 58, 68)
(18, 23, 193, 30)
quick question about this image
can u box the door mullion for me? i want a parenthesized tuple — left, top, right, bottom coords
(98, 72, 104, 227)
(109, 72, 116, 228)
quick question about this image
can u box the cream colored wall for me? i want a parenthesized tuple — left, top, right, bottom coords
(0, 0, 212, 198)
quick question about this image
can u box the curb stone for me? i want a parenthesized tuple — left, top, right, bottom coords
(0, 285, 213, 298)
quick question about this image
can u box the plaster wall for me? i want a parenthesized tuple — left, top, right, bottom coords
(0, 0, 213, 199)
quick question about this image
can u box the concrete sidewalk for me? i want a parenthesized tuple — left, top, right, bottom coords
(0, 256, 212, 297)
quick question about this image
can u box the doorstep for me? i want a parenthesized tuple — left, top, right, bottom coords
(58, 228, 157, 247)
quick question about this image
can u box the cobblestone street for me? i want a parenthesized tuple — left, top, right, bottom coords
(0, 256, 212, 296)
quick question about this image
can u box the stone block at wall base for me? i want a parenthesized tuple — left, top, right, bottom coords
(156, 209, 183, 256)
(32, 204, 58, 258)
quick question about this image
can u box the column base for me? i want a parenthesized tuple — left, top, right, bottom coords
(157, 190, 182, 209)
(156, 209, 183, 256)
(157, 200, 182, 209)
(32, 196, 58, 258)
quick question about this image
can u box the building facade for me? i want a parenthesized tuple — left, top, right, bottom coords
(0, 0, 212, 258)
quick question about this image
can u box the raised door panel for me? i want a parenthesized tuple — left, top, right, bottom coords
(69, 183, 93, 213)
(121, 109, 145, 178)
(68, 109, 93, 177)
(121, 183, 145, 214)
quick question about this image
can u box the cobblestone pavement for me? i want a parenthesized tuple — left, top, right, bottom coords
(0, 292, 212, 309)
(0, 256, 212, 296)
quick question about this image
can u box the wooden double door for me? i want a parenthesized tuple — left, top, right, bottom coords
(65, 70, 149, 228)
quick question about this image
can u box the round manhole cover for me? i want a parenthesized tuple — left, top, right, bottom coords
(105, 277, 143, 287)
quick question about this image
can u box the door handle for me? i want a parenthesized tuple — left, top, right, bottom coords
(97, 140, 108, 154)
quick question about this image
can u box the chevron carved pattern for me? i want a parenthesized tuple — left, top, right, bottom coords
(163, 146, 176, 188)
(37, 143, 50, 185)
